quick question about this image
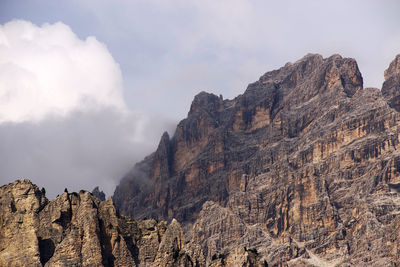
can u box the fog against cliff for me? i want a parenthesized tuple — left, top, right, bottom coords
(0, 20, 175, 198)
(1, 0, 400, 198)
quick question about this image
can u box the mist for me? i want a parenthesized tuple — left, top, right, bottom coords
(1, 1, 400, 197)
(0, 108, 175, 199)
(0, 20, 176, 198)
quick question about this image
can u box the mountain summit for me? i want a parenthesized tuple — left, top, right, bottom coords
(113, 53, 400, 265)
(3, 54, 400, 266)
(114, 54, 364, 220)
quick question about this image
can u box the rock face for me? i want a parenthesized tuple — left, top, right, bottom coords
(114, 53, 400, 265)
(383, 54, 400, 112)
(0, 179, 204, 266)
(4, 54, 400, 266)
(92, 186, 106, 201)
(0, 179, 47, 267)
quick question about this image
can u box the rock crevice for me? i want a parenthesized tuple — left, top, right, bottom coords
(113, 54, 400, 266)
(0, 180, 204, 267)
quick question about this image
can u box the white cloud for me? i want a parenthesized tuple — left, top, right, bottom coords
(0, 20, 176, 198)
(0, 20, 125, 123)
(1, 1, 400, 195)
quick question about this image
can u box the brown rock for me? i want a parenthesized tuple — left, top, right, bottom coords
(385, 54, 400, 80)
(5, 53, 400, 266)
(113, 54, 400, 265)
(92, 186, 106, 201)
(382, 54, 400, 112)
(0, 180, 203, 266)
(0, 179, 47, 267)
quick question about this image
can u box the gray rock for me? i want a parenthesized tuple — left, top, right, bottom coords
(92, 186, 106, 201)
(113, 53, 400, 265)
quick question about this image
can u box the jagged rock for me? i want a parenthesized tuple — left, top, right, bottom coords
(114, 54, 364, 222)
(114, 54, 400, 265)
(153, 219, 184, 266)
(5, 53, 400, 266)
(208, 247, 261, 267)
(0, 179, 47, 267)
(92, 186, 106, 201)
(382, 54, 400, 112)
(0, 180, 204, 266)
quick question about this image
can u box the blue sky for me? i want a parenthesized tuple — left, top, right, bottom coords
(1, 0, 399, 197)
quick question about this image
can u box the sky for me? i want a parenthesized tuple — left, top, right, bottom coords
(0, 0, 400, 198)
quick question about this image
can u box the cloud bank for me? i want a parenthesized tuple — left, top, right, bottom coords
(0, 20, 125, 123)
(0, 20, 174, 198)
(1, 1, 400, 197)
(49, 0, 400, 119)
(2, 1, 400, 121)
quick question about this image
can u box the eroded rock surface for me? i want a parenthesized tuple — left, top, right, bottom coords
(114, 54, 400, 266)
(4, 53, 400, 266)
(0, 180, 203, 267)
(92, 186, 106, 201)
(0, 179, 47, 267)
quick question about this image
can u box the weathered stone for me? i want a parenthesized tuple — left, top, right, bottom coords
(92, 186, 106, 201)
(0, 180, 203, 266)
(0, 179, 47, 267)
(382, 54, 400, 112)
(113, 54, 400, 265)
(5, 53, 400, 266)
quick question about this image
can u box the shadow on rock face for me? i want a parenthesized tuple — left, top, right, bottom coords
(38, 237, 55, 265)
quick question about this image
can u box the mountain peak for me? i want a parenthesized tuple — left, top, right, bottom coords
(188, 91, 222, 116)
(257, 53, 362, 98)
(384, 54, 400, 80)
(382, 54, 400, 111)
(113, 53, 400, 265)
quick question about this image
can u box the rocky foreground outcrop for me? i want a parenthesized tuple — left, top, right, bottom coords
(0, 179, 207, 267)
(114, 54, 400, 266)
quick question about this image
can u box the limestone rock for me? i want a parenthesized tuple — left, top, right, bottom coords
(153, 219, 184, 266)
(0, 180, 203, 266)
(208, 247, 261, 267)
(92, 186, 106, 201)
(384, 54, 400, 80)
(5, 53, 400, 266)
(382, 54, 400, 112)
(0, 179, 47, 267)
(113, 54, 400, 265)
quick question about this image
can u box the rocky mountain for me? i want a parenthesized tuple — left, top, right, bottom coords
(113, 53, 400, 266)
(92, 186, 106, 201)
(3, 54, 400, 266)
(0, 179, 206, 266)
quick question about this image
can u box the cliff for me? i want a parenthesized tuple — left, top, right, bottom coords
(4, 53, 400, 266)
(0, 179, 205, 267)
(114, 54, 400, 266)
